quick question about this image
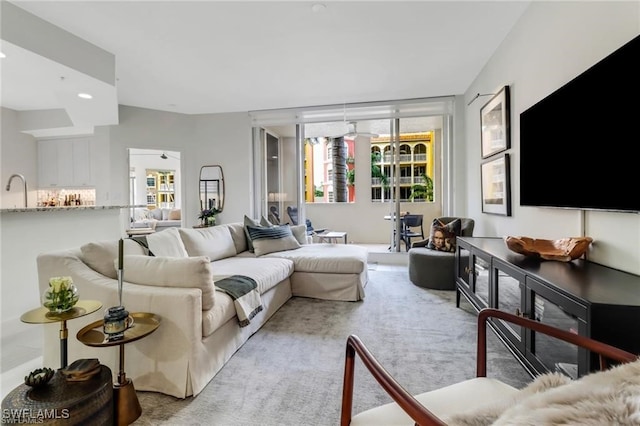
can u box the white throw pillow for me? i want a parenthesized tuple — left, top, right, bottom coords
(179, 226, 236, 261)
(161, 208, 171, 221)
(146, 228, 188, 257)
(246, 224, 301, 256)
(120, 255, 215, 310)
(290, 224, 308, 245)
(80, 239, 146, 279)
(150, 208, 163, 220)
(224, 223, 248, 254)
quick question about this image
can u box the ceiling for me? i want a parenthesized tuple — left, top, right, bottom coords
(1, 1, 530, 118)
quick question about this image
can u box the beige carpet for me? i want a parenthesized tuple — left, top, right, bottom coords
(133, 266, 531, 425)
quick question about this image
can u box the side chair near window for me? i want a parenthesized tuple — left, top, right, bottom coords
(408, 217, 474, 290)
(340, 308, 639, 426)
(399, 214, 424, 251)
(286, 206, 326, 235)
(268, 206, 281, 225)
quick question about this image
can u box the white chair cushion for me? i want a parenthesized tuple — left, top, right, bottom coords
(350, 377, 518, 426)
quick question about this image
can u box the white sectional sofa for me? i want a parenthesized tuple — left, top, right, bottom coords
(131, 207, 182, 231)
(36, 222, 368, 398)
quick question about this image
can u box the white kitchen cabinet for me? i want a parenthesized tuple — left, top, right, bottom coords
(37, 139, 94, 187)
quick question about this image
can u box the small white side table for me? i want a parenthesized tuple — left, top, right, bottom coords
(318, 231, 347, 244)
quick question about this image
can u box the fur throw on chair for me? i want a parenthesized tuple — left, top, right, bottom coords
(445, 358, 640, 425)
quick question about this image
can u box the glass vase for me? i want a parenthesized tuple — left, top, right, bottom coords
(42, 284, 79, 313)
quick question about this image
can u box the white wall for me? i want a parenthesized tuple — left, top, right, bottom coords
(109, 105, 194, 211)
(0, 209, 126, 353)
(464, 1, 640, 274)
(192, 112, 253, 226)
(1, 108, 38, 209)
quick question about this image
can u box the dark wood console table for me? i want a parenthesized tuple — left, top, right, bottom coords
(455, 237, 640, 379)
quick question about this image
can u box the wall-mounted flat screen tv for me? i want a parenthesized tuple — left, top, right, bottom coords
(520, 35, 640, 213)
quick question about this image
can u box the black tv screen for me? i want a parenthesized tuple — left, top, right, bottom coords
(520, 35, 640, 213)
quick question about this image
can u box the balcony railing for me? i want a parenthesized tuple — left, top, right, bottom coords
(371, 177, 424, 186)
(414, 153, 427, 161)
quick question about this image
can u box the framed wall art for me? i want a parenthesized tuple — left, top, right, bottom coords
(481, 85, 510, 159)
(481, 153, 511, 216)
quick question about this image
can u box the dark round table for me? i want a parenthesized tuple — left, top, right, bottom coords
(1, 365, 113, 425)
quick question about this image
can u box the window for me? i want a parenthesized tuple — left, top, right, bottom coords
(371, 131, 435, 202)
(304, 136, 354, 203)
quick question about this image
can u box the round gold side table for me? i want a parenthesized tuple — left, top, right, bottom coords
(76, 312, 161, 426)
(20, 300, 102, 369)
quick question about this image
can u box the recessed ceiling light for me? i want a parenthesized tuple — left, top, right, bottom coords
(78, 93, 93, 99)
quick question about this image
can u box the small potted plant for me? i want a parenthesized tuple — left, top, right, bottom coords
(42, 276, 79, 313)
(198, 208, 220, 227)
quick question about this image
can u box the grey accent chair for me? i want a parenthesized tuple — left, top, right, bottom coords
(408, 217, 475, 290)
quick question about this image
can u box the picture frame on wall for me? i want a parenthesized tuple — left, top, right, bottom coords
(481, 85, 510, 159)
(481, 153, 511, 216)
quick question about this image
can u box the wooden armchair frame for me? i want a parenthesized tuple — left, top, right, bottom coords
(341, 308, 637, 426)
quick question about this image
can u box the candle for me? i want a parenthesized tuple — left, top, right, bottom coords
(118, 238, 124, 270)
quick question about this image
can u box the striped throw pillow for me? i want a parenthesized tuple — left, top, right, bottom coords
(246, 224, 301, 256)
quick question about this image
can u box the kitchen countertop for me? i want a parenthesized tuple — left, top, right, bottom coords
(0, 205, 146, 213)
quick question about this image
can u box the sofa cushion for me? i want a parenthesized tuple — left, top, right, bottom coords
(266, 244, 367, 274)
(223, 222, 248, 254)
(246, 224, 301, 257)
(168, 209, 181, 220)
(80, 239, 146, 279)
(211, 256, 294, 295)
(179, 226, 237, 261)
(427, 218, 461, 252)
(290, 225, 308, 245)
(146, 227, 188, 257)
(121, 255, 215, 310)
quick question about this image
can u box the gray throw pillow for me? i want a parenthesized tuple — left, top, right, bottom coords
(246, 224, 301, 256)
(243, 215, 261, 253)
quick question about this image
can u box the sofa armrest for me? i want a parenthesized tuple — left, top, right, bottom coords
(37, 250, 204, 397)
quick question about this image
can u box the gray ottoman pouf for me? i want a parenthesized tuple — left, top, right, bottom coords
(407, 216, 475, 290)
(408, 248, 456, 290)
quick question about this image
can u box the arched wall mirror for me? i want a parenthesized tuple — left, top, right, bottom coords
(199, 165, 225, 212)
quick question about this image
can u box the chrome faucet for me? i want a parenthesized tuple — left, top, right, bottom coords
(6, 173, 28, 208)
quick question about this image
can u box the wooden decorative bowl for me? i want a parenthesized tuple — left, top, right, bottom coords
(504, 236, 593, 262)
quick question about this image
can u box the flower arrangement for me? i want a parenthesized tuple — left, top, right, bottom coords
(42, 276, 79, 313)
(198, 208, 220, 226)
